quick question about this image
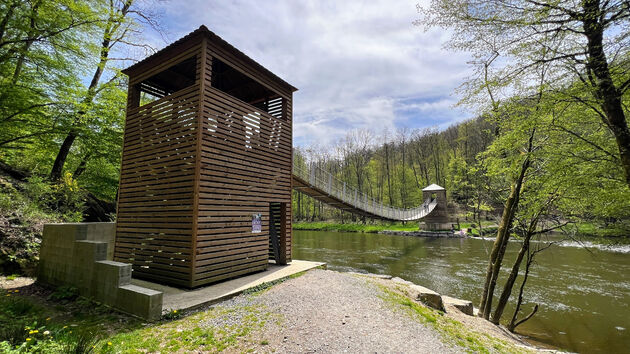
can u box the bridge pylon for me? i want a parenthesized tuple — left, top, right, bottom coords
(420, 184, 450, 230)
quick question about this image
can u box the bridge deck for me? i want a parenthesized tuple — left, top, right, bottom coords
(291, 161, 437, 221)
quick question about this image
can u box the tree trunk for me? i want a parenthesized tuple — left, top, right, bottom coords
(73, 152, 92, 179)
(583, 0, 630, 187)
(385, 143, 394, 205)
(491, 222, 536, 324)
(509, 247, 538, 331)
(50, 130, 77, 181)
(0, 1, 19, 43)
(479, 130, 534, 318)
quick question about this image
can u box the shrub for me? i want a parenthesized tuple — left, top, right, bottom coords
(23, 174, 85, 222)
(48, 286, 79, 302)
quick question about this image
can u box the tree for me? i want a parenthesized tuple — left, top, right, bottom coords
(418, 0, 630, 187)
(0, 0, 99, 149)
(49, 0, 162, 181)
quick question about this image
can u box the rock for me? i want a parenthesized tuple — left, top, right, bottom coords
(347, 272, 392, 280)
(391, 277, 414, 286)
(442, 295, 474, 316)
(408, 284, 444, 311)
(364, 273, 393, 280)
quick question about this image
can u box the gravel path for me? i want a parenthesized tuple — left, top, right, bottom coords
(219, 269, 460, 353)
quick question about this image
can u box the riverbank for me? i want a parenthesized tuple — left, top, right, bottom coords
(293, 229, 630, 352)
(293, 221, 420, 233)
(294, 220, 630, 243)
(0, 269, 540, 353)
(294, 220, 497, 236)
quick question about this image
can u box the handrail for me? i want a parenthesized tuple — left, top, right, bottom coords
(292, 152, 438, 221)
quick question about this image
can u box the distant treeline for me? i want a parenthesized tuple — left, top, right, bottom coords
(292, 117, 496, 222)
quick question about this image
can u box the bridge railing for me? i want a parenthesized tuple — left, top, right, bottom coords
(292, 154, 437, 221)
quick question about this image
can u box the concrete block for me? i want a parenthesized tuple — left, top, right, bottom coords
(408, 284, 444, 311)
(38, 224, 84, 285)
(72, 241, 108, 295)
(93, 260, 131, 303)
(85, 223, 116, 260)
(38, 222, 163, 320)
(117, 284, 163, 321)
(443, 295, 474, 316)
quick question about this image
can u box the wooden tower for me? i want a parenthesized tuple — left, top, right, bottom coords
(114, 26, 296, 288)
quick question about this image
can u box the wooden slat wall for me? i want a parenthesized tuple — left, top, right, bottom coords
(115, 45, 202, 287)
(116, 32, 293, 288)
(193, 41, 292, 287)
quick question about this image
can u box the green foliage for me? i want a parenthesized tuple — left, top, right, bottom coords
(23, 175, 85, 221)
(161, 309, 182, 321)
(47, 286, 78, 302)
(0, 174, 85, 274)
(63, 332, 98, 354)
(293, 118, 496, 224)
(0, 0, 151, 203)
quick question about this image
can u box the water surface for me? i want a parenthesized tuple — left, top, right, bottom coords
(293, 230, 630, 353)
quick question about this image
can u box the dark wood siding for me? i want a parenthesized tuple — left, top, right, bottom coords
(115, 29, 294, 288)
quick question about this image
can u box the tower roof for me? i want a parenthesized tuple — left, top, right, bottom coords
(422, 183, 445, 191)
(122, 25, 297, 93)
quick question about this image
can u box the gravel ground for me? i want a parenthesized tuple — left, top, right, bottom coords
(216, 269, 460, 353)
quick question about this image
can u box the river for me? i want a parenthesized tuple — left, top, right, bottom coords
(293, 230, 630, 353)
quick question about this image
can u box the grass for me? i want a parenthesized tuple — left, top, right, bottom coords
(375, 284, 531, 354)
(103, 304, 272, 353)
(293, 221, 420, 233)
(0, 283, 273, 353)
(0, 286, 143, 353)
(572, 221, 630, 239)
(293, 219, 502, 235)
(458, 221, 499, 237)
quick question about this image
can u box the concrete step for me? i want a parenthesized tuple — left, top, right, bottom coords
(39, 223, 163, 320)
(117, 284, 163, 321)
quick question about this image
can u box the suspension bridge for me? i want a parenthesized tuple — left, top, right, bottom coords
(291, 159, 444, 222)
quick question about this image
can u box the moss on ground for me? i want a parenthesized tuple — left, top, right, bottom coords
(375, 283, 531, 354)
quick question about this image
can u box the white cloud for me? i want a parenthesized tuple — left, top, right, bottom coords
(143, 0, 473, 146)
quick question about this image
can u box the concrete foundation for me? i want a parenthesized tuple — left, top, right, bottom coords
(133, 260, 326, 312)
(38, 222, 324, 320)
(420, 222, 455, 231)
(38, 223, 163, 320)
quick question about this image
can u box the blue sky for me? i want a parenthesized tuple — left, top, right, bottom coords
(138, 0, 473, 147)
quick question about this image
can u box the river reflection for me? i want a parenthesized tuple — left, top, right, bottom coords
(293, 230, 630, 353)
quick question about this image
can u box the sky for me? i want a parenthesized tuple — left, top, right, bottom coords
(140, 0, 473, 147)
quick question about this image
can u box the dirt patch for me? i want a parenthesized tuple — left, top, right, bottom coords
(0, 275, 36, 290)
(227, 269, 458, 353)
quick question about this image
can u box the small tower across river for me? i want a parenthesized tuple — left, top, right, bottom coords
(114, 26, 297, 288)
(421, 184, 449, 230)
